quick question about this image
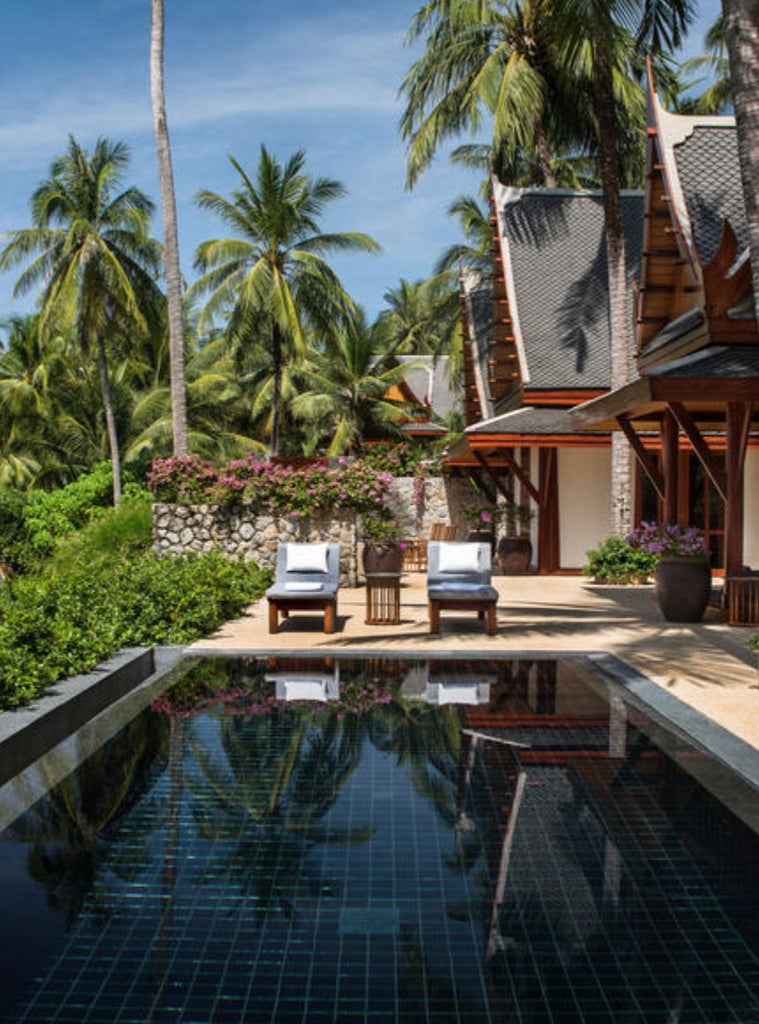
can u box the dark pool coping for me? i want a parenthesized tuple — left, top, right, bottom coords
(187, 644, 759, 800)
(0, 645, 185, 789)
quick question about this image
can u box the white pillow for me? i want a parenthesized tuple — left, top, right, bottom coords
(437, 543, 481, 574)
(286, 542, 329, 574)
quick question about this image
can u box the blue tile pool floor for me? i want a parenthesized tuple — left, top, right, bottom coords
(1, 655, 758, 1023)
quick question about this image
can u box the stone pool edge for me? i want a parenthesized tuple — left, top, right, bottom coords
(0, 645, 185, 789)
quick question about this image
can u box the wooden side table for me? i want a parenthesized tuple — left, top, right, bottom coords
(365, 573, 401, 625)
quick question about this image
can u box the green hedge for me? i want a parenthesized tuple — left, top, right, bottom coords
(0, 550, 270, 709)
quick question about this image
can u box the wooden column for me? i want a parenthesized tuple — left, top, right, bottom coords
(724, 401, 750, 577)
(661, 409, 679, 523)
(538, 448, 559, 573)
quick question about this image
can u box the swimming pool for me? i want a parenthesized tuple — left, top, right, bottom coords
(1, 654, 758, 1022)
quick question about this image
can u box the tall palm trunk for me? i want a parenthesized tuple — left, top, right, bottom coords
(96, 336, 122, 505)
(150, 0, 188, 456)
(594, 40, 633, 535)
(271, 322, 283, 457)
(722, 0, 759, 316)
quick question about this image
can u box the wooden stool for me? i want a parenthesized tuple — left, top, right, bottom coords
(365, 573, 401, 625)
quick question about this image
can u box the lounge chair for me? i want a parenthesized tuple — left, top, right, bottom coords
(266, 542, 340, 634)
(427, 541, 498, 635)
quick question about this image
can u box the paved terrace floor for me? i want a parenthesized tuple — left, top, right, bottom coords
(192, 574, 759, 750)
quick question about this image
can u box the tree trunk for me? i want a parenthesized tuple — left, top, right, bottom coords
(150, 0, 188, 456)
(96, 336, 122, 506)
(594, 40, 633, 535)
(534, 120, 557, 187)
(270, 322, 283, 457)
(722, 0, 759, 318)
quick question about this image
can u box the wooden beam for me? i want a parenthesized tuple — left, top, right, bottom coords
(724, 402, 751, 577)
(661, 409, 679, 523)
(473, 450, 515, 503)
(617, 415, 664, 499)
(480, 447, 541, 504)
(668, 402, 727, 502)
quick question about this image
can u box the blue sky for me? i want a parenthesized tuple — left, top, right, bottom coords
(0, 0, 720, 323)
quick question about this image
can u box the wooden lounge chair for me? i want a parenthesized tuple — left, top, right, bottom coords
(427, 541, 498, 635)
(266, 542, 341, 634)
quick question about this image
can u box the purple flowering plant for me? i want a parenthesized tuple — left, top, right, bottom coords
(626, 522, 708, 559)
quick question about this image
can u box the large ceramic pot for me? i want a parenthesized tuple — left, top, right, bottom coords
(654, 556, 712, 622)
(362, 542, 403, 576)
(466, 528, 495, 553)
(497, 537, 533, 575)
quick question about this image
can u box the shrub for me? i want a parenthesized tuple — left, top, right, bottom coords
(22, 461, 148, 558)
(0, 487, 30, 572)
(148, 453, 394, 515)
(0, 550, 270, 709)
(583, 535, 658, 584)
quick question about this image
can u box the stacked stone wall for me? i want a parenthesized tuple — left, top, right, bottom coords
(152, 476, 483, 584)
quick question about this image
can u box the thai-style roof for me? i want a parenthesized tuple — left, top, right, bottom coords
(492, 184, 645, 393)
(635, 91, 756, 360)
(392, 355, 458, 436)
(466, 405, 608, 439)
(460, 269, 495, 424)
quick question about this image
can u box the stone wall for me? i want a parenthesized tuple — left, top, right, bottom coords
(152, 504, 359, 585)
(152, 476, 483, 584)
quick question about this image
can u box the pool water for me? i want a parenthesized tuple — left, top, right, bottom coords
(1, 655, 758, 1023)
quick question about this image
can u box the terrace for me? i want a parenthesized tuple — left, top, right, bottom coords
(193, 572, 759, 752)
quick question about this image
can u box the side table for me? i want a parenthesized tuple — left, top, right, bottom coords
(365, 573, 402, 625)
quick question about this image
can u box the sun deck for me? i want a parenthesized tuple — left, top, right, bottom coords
(192, 574, 759, 751)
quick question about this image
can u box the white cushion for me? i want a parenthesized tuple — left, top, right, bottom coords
(437, 543, 481, 574)
(286, 543, 329, 574)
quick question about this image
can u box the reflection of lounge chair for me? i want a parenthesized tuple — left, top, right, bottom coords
(266, 542, 340, 633)
(427, 541, 498, 635)
(265, 663, 341, 701)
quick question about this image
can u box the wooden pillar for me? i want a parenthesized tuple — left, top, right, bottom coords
(661, 409, 679, 523)
(724, 402, 750, 577)
(538, 448, 559, 573)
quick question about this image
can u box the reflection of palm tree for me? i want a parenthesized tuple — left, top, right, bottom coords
(6, 714, 169, 927)
(368, 697, 463, 826)
(188, 707, 371, 923)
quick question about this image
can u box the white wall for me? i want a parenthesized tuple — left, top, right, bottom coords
(744, 449, 759, 569)
(558, 448, 613, 569)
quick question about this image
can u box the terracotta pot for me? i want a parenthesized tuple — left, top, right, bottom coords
(654, 556, 711, 622)
(497, 537, 533, 575)
(362, 542, 403, 575)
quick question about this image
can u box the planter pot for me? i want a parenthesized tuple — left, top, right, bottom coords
(497, 537, 533, 575)
(362, 542, 403, 576)
(466, 528, 495, 553)
(654, 556, 712, 622)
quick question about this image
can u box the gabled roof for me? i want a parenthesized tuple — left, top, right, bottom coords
(493, 184, 645, 392)
(392, 355, 458, 436)
(636, 88, 756, 359)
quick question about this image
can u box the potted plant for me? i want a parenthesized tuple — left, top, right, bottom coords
(495, 503, 534, 575)
(461, 505, 497, 548)
(360, 512, 405, 575)
(626, 522, 711, 622)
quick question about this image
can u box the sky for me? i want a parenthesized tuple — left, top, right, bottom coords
(0, 0, 721, 325)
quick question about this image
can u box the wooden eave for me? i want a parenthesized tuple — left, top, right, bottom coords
(490, 183, 524, 407)
(572, 374, 759, 432)
(460, 287, 485, 427)
(635, 91, 703, 355)
(522, 388, 607, 407)
(468, 432, 610, 449)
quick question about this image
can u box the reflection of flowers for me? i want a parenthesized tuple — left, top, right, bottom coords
(152, 673, 394, 721)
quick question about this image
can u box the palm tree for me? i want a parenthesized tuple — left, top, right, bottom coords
(150, 0, 188, 456)
(678, 15, 732, 113)
(0, 137, 163, 504)
(375, 276, 461, 356)
(188, 147, 379, 456)
(553, 0, 695, 531)
(721, 1, 759, 315)
(292, 312, 415, 454)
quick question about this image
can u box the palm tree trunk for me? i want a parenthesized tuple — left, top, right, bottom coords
(150, 0, 188, 457)
(96, 336, 122, 506)
(534, 120, 557, 187)
(594, 41, 633, 535)
(270, 322, 283, 457)
(722, 0, 759, 316)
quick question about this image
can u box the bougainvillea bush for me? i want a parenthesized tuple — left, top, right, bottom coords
(148, 454, 394, 515)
